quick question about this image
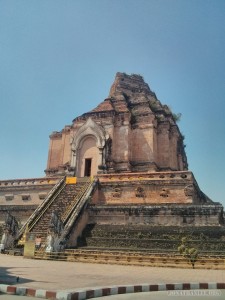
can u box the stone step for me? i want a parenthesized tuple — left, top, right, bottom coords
(33, 248, 225, 269)
(78, 223, 225, 253)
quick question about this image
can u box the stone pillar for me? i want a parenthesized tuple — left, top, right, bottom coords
(71, 148, 77, 175)
(169, 126, 179, 170)
(112, 114, 131, 172)
(157, 123, 170, 169)
(97, 146, 104, 174)
(98, 147, 103, 165)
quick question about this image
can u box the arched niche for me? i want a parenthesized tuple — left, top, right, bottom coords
(71, 118, 107, 177)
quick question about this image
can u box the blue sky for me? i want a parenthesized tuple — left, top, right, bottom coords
(0, 0, 225, 206)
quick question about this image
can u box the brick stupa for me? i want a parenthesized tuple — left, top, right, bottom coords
(0, 73, 224, 255)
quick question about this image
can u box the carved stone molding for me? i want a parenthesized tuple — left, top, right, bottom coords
(184, 184, 194, 197)
(112, 186, 122, 198)
(160, 188, 170, 197)
(71, 118, 106, 151)
(135, 186, 145, 198)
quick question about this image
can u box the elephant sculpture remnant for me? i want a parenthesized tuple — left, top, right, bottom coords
(45, 211, 64, 253)
(0, 212, 19, 252)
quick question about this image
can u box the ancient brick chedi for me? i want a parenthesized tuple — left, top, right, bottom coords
(46, 73, 187, 177)
(0, 73, 224, 255)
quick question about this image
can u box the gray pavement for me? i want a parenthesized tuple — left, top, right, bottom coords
(0, 254, 225, 292)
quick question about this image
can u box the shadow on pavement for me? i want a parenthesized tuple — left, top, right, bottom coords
(0, 266, 33, 285)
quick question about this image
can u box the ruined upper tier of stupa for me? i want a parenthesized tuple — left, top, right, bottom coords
(46, 72, 188, 177)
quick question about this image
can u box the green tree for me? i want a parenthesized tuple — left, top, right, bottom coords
(178, 237, 199, 269)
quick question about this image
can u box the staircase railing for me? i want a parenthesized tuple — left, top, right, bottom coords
(16, 176, 66, 241)
(60, 177, 98, 242)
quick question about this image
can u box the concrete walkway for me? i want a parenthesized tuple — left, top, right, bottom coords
(0, 254, 225, 299)
(1, 254, 225, 291)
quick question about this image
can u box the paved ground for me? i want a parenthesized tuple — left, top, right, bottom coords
(0, 254, 225, 292)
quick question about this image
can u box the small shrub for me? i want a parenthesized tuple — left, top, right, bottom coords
(172, 112, 182, 122)
(178, 237, 199, 269)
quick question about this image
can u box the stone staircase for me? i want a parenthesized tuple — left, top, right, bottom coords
(30, 185, 81, 239)
(77, 224, 225, 254)
(17, 177, 94, 248)
(33, 247, 225, 270)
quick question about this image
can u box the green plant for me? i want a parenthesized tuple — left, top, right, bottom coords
(172, 112, 182, 122)
(178, 237, 199, 269)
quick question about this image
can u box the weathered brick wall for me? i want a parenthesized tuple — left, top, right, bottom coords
(47, 132, 64, 169)
(0, 205, 37, 225)
(88, 204, 223, 227)
(91, 172, 206, 205)
(0, 177, 60, 226)
(113, 126, 129, 161)
(94, 184, 190, 205)
(61, 127, 72, 166)
(0, 177, 59, 207)
(131, 127, 154, 163)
